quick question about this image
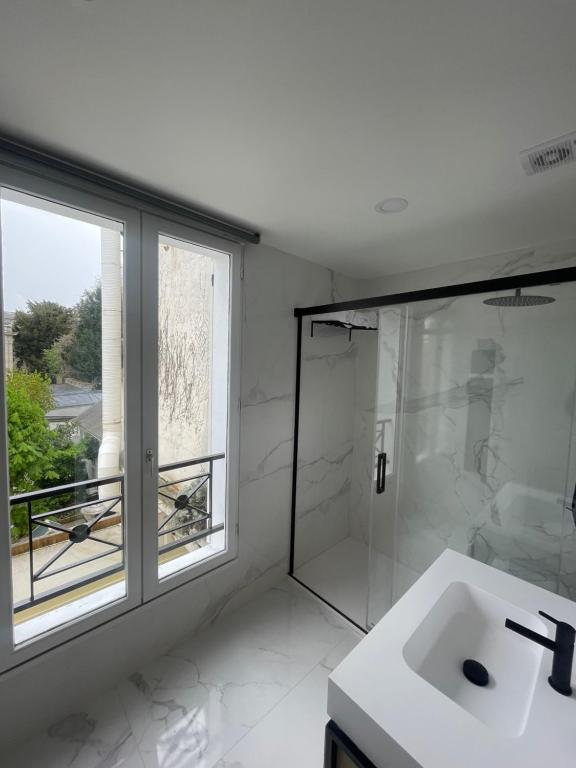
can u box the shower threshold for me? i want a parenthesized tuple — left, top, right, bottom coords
(293, 538, 419, 630)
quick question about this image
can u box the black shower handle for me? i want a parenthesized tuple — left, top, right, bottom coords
(376, 452, 386, 495)
(571, 481, 576, 528)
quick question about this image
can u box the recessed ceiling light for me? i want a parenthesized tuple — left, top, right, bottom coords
(374, 197, 409, 214)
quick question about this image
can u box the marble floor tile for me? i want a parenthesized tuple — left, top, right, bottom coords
(294, 537, 370, 627)
(294, 536, 420, 629)
(117, 579, 353, 768)
(213, 633, 361, 768)
(6, 688, 144, 768)
(6, 579, 359, 768)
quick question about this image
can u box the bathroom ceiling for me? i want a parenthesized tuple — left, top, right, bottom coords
(1, 1, 576, 278)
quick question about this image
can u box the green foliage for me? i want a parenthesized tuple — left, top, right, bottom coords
(63, 285, 102, 386)
(78, 433, 100, 464)
(8, 287, 104, 542)
(42, 339, 68, 383)
(45, 423, 87, 490)
(6, 371, 91, 541)
(6, 370, 55, 493)
(13, 301, 73, 373)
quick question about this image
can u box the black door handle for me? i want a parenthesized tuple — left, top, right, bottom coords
(572, 481, 576, 528)
(376, 452, 386, 494)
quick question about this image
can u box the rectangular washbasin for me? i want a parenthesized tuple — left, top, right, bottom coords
(402, 581, 547, 736)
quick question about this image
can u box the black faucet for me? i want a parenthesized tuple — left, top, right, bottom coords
(505, 611, 574, 696)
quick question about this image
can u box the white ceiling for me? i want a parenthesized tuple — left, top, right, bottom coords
(1, 0, 576, 278)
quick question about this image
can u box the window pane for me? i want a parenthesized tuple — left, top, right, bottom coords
(1, 189, 126, 643)
(156, 234, 229, 579)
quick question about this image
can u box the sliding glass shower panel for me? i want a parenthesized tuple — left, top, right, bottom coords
(293, 312, 378, 628)
(367, 282, 576, 627)
(366, 305, 406, 628)
(560, 396, 576, 602)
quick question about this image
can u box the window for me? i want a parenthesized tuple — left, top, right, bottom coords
(142, 216, 240, 600)
(0, 166, 240, 671)
(1, 189, 129, 646)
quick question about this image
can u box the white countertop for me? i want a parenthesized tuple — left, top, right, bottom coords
(328, 550, 576, 768)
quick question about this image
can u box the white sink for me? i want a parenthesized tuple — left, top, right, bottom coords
(328, 550, 576, 768)
(403, 581, 546, 736)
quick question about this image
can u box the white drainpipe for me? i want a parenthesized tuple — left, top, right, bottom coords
(98, 228, 123, 500)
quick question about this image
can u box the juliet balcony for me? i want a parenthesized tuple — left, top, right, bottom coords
(10, 452, 225, 627)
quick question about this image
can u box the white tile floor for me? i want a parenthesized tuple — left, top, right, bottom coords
(294, 538, 373, 627)
(6, 579, 362, 768)
(294, 537, 421, 629)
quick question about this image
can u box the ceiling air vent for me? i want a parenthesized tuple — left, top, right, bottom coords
(520, 132, 576, 176)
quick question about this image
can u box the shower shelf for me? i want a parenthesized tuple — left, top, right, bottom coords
(310, 319, 377, 341)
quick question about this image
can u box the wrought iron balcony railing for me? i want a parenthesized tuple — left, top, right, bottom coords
(10, 452, 225, 615)
(157, 452, 225, 556)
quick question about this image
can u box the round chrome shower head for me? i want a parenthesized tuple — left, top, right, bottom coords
(483, 288, 555, 307)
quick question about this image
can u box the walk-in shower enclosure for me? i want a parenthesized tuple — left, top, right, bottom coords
(290, 269, 576, 631)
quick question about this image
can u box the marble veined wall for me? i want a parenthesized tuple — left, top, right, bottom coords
(392, 283, 576, 599)
(560, 422, 576, 600)
(293, 243, 576, 617)
(358, 242, 576, 606)
(294, 317, 378, 569)
(294, 322, 356, 568)
(359, 239, 576, 299)
(239, 247, 361, 582)
(349, 330, 378, 546)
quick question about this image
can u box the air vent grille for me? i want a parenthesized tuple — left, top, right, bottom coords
(520, 132, 576, 176)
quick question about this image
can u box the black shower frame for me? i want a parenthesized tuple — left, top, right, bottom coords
(288, 266, 576, 627)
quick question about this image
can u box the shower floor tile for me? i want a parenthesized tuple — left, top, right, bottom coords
(294, 537, 420, 629)
(295, 538, 371, 627)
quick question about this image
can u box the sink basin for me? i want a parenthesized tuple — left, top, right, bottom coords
(328, 550, 576, 768)
(402, 581, 547, 736)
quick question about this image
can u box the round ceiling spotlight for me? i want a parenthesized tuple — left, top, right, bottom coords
(374, 197, 409, 214)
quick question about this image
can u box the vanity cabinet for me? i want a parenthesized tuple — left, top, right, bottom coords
(324, 721, 377, 768)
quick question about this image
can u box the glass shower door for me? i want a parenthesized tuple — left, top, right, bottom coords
(367, 281, 576, 629)
(292, 311, 379, 629)
(366, 305, 407, 628)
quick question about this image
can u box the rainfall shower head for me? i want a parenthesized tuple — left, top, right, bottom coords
(483, 288, 555, 307)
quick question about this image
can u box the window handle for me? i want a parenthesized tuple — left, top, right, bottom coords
(145, 448, 154, 477)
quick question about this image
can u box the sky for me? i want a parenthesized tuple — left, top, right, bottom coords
(1, 199, 102, 311)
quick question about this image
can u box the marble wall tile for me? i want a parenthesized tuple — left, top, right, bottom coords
(391, 284, 576, 597)
(358, 240, 576, 298)
(559, 402, 576, 601)
(240, 246, 362, 578)
(348, 331, 378, 546)
(294, 316, 380, 571)
(293, 327, 356, 567)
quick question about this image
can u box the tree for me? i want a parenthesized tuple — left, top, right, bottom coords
(6, 370, 55, 493)
(13, 300, 73, 373)
(42, 337, 71, 383)
(63, 285, 102, 386)
(6, 370, 88, 540)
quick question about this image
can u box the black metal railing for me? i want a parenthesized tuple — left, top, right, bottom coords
(157, 452, 225, 556)
(10, 452, 226, 615)
(11, 474, 124, 614)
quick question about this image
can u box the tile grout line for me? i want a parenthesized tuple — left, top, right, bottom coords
(212, 632, 354, 768)
(114, 680, 147, 767)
